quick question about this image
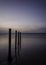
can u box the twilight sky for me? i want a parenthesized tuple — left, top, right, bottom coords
(0, 0, 46, 32)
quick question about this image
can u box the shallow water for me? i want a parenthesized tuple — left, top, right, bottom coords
(0, 34, 46, 65)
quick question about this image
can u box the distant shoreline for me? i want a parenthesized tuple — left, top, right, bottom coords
(0, 33, 46, 35)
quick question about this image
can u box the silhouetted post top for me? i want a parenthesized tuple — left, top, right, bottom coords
(9, 28, 11, 30)
(15, 30, 17, 32)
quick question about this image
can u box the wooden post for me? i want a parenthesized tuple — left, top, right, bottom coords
(18, 32, 20, 56)
(8, 28, 12, 62)
(20, 32, 21, 51)
(15, 31, 17, 57)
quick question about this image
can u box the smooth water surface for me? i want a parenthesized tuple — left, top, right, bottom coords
(0, 34, 46, 64)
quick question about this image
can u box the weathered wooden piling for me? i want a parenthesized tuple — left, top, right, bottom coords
(20, 32, 21, 51)
(15, 31, 17, 57)
(8, 28, 12, 62)
(18, 32, 20, 56)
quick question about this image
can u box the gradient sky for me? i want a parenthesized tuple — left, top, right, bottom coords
(0, 0, 46, 32)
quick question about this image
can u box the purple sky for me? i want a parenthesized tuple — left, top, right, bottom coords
(0, 0, 46, 32)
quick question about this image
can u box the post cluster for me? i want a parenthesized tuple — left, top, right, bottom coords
(8, 28, 21, 62)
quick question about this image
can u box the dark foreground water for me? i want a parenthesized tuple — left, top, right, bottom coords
(0, 33, 46, 65)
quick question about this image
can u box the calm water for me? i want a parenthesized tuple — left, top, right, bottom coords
(0, 34, 46, 64)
